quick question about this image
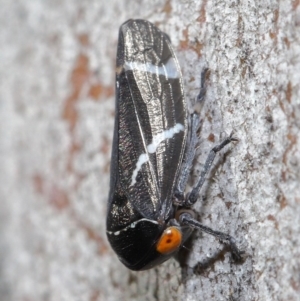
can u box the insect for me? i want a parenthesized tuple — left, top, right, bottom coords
(106, 19, 241, 271)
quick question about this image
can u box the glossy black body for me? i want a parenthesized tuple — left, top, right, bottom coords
(106, 19, 189, 270)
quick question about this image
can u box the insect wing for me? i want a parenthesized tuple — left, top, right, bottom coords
(108, 19, 187, 228)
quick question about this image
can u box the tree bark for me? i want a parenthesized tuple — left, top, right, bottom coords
(0, 1, 299, 300)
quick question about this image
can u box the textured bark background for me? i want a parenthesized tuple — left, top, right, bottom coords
(0, 0, 299, 300)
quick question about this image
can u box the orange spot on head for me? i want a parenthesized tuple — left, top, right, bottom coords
(156, 227, 182, 254)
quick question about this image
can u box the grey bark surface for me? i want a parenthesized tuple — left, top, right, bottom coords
(0, 1, 299, 301)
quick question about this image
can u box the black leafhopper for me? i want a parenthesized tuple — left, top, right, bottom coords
(106, 19, 241, 271)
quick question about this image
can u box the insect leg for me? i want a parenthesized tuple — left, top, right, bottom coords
(179, 212, 241, 261)
(197, 67, 209, 103)
(174, 113, 200, 202)
(174, 68, 209, 203)
(186, 132, 238, 206)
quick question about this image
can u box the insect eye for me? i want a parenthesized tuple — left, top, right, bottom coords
(156, 226, 182, 254)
